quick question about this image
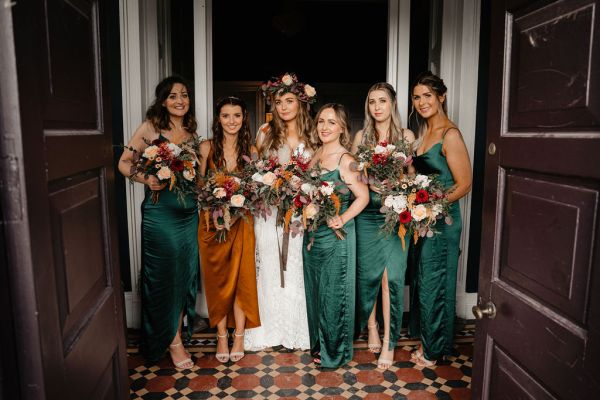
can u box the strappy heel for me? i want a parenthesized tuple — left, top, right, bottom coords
(377, 339, 394, 370)
(168, 342, 194, 370)
(367, 323, 382, 353)
(230, 331, 245, 362)
(215, 332, 230, 363)
(415, 352, 437, 367)
(411, 346, 423, 360)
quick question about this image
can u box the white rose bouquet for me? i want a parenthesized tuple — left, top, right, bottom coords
(125, 136, 200, 205)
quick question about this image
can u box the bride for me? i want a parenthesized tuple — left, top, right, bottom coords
(244, 73, 316, 350)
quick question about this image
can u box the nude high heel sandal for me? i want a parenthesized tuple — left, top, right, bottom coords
(367, 322, 382, 353)
(377, 339, 394, 370)
(215, 332, 230, 363)
(230, 331, 245, 362)
(168, 342, 194, 370)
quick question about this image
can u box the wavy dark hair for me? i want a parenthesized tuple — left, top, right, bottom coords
(146, 76, 197, 133)
(311, 103, 352, 150)
(211, 96, 253, 170)
(409, 71, 449, 140)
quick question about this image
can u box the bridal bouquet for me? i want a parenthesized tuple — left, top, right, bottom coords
(126, 137, 200, 205)
(197, 170, 251, 242)
(244, 143, 312, 235)
(352, 140, 413, 190)
(380, 173, 451, 250)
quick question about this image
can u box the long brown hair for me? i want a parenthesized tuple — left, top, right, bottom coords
(211, 96, 253, 170)
(311, 103, 352, 149)
(258, 93, 315, 156)
(146, 76, 197, 133)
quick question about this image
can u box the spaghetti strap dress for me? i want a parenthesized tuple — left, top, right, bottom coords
(408, 128, 463, 361)
(198, 145, 260, 329)
(303, 154, 356, 369)
(354, 165, 409, 349)
(140, 133, 199, 362)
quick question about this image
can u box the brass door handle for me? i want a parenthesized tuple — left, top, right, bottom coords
(472, 301, 497, 319)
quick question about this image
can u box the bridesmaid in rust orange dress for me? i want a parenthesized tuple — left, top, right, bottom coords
(198, 96, 260, 363)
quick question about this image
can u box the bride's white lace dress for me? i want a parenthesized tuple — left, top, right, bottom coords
(244, 143, 310, 350)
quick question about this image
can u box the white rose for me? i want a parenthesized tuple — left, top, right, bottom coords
(305, 203, 319, 219)
(167, 143, 182, 157)
(281, 74, 294, 86)
(431, 203, 443, 217)
(411, 204, 428, 221)
(183, 168, 196, 181)
(393, 151, 407, 160)
(143, 145, 159, 160)
(384, 196, 395, 208)
(213, 187, 227, 198)
(251, 172, 264, 183)
(391, 195, 408, 214)
(262, 171, 277, 186)
(304, 84, 316, 97)
(301, 183, 316, 195)
(386, 144, 396, 152)
(374, 145, 386, 154)
(233, 176, 242, 184)
(414, 174, 431, 188)
(319, 182, 334, 196)
(230, 194, 245, 207)
(290, 175, 302, 190)
(156, 166, 171, 180)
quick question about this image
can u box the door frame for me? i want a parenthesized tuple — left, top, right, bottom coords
(120, 0, 482, 327)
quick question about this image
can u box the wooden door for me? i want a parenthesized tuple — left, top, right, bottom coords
(12, 1, 128, 398)
(472, 0, 600, 398)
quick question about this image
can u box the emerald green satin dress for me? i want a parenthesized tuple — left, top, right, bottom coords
(408, 139, 462, 361)
(355, 189, 408, 350)
(303, 168, 355, 369)
(139, 166, 199, 362)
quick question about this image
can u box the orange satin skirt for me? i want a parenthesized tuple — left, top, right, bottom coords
(198, 211, 260, 329)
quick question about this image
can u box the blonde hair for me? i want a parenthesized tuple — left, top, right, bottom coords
(361, 82, 404, 147)
(312, 103, 352, 150)
(258, 93, 314, 156)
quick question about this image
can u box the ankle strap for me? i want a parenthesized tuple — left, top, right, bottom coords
(216, 332, 228, 338)
(233, 330, 244, 337)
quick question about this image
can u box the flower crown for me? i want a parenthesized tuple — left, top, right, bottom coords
(260, 72, 317, 105)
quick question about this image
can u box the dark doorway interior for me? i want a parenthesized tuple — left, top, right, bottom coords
(171, 0, 389, 136)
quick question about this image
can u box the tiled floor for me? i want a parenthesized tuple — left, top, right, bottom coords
(129, 325, 474, 399)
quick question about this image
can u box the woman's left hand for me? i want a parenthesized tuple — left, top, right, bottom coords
(327, 215, 345, 230)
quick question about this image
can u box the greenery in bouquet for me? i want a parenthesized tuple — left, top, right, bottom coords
(126, 137, 200, 205)
(351, 140, 413, 190)
(289, 166, 350, 248)
(197, 169, 252, 243)
(244, 143, 312, 236)
(379, 173, 452, 250)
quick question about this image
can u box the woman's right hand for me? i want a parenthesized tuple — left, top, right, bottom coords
(145, 175, 167, 191)
(369, 183, 384, 194)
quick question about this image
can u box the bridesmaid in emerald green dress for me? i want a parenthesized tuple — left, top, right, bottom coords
(351, 83, 415, 370)
(408, 72, 472, 367)
(118, 76, 200, 369)
(303, 104, 369, 368)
